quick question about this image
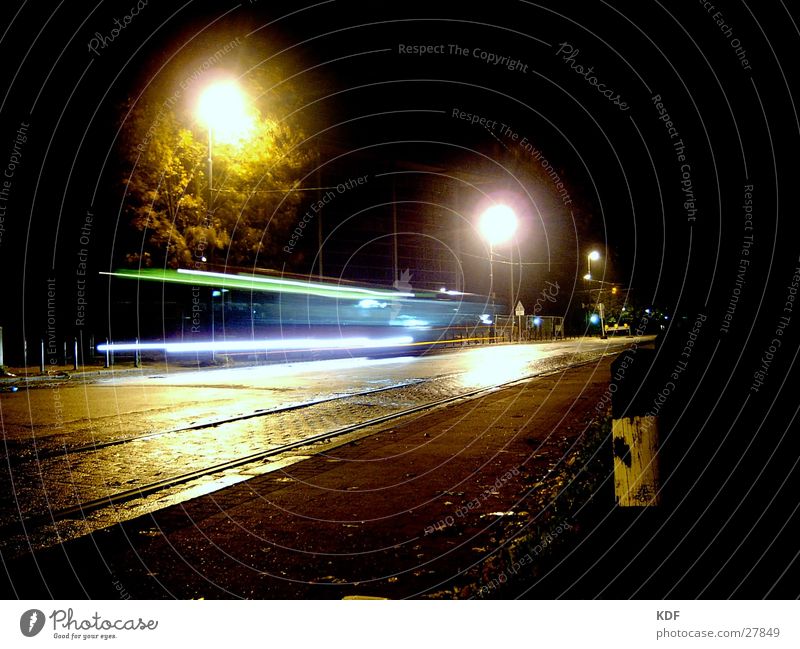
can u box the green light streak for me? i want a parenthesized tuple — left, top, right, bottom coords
(100, 269, 413, 302)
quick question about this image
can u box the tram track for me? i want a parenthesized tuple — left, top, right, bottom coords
(36, 378, 428, 458)
(20, 352, 619, 528)
(0, 342, 640, 560)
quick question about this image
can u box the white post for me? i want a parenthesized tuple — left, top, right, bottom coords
(599, 302, 607, 339)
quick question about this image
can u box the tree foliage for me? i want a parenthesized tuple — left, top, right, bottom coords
(120, 67, 314, 270)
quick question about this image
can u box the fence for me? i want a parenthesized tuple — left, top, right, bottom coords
(495, 315, 565, 343)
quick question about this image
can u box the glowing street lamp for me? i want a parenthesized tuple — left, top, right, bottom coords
(479, 204, 518, 340)
(196, 80, 254, 232)
(479, 204, 518, 246)
(585, 249, 601, 280)
(197, 80, 254, 144)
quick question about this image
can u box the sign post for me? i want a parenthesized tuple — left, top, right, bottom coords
(515, 301, 525, 342)
(598, 302, 607, 339)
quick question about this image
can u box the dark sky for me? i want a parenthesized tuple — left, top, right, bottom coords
(0, 1, 798, 356)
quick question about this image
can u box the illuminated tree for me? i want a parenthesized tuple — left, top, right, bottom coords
(119, 68, 313, 269)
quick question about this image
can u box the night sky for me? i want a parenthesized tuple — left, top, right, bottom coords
(1, 0, 799, 596)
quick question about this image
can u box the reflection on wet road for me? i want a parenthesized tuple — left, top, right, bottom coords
(0, 338, 641, 553)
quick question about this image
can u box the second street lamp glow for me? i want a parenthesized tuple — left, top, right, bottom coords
(479, 204, 517, 244)
(586, 250, 601, 281)
(197, 80, 253, 144)
(479, 202, 519, 342)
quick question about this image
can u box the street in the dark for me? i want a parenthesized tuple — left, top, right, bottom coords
(0, 338, 630, 561)
(1, 1, 799, 644)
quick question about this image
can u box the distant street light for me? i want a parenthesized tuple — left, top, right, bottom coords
(479, 204, 518, 341)
(585, 250, 606, 338)
(585, 249, 601, 280)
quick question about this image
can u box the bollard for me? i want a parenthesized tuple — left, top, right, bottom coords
(73, 338, 79, 371)
(134, 338, 141, 368)
(610, 349, 661, 507)
(40, 339, 45, 373)
(104, 338, 110, 368)
(612, 416, 661, 507)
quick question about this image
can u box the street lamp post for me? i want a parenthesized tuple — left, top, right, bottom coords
(206, 127, 213, 225)
(598, 301, 607, 340)
(583, 250, 607, 339)
(479, 204, 518, 342)
(509, 243, 514, 342)
(197, 79, 254, 245)
(211, 289, 218, 362)
(197, 80, 252, 361)
(585, 249, 600, 281)
(488, 241, 494, 302)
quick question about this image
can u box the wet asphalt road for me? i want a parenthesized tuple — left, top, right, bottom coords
(0, 338, 639, 555)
